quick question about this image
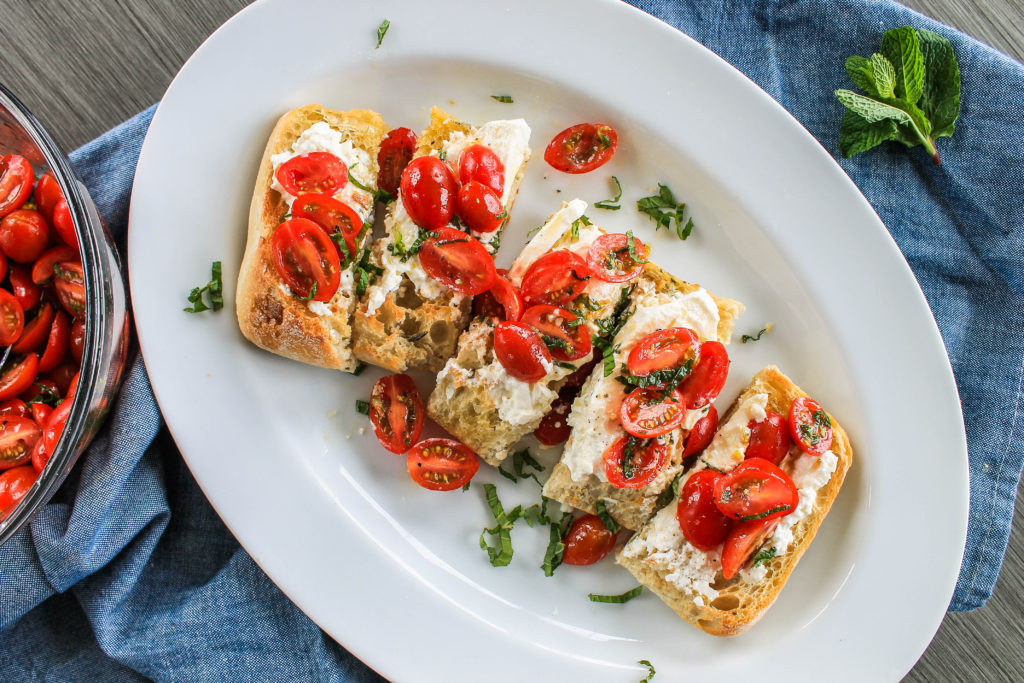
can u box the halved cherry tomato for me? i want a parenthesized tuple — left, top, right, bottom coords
(43, 364, 76, 396)
(0, 154, 34, 219)
(544, 123, 618, 174)
(626, 327, 699, 377)
(22, 379, 59, 406)
(620, 386, 687, 439)
(562, 514, 617, 565)
(377, 127, 417, 197)
(69, 319, 86, 364)
(520, 249, 591, 307)
(521, 305, 591, 362)
(0, 416, 42, 470)
(270, 217, 340, 302)
(746, 410, 792, 466)
(493, 321, 551, 383)
(38, 311, 70, 373)
(66, 371, 80, 399)
(275, 152, 347, 197)
(368, 374, 424, 454)
(456, 181, 504, 233)
(563, 357, 599, 388)
(292, 194, 363, 258)
(0, 289, 24, 346)
(9, 264, 40, 309)
(33, 172, 63, 221)
(51, 199, 78, 251)
(0, 355, 38, 402)
(472, 270, 522, 321)
(30, 403, 52, 429)
(587, 232, 648, 283)
(0, 465, 37, 519)
(30, 436, 48, 473)
(31, 245, 76, 284)
(406, 438, 480, 491)
(12, 303, 54, 354)
(682, 404, 718, 458)
(400, 156, 458, 230)
(0, 399, 29, 418)
(457, 144, 505, 195)
(53, 261, 86, 321)
(0, 249, 6, 283)
(721, 517, 780, 580)
(677, 470, 734, 551)
(602, 435, 667, 489)
(789, 396, 833, 455)
(418, 227, 496, 295)
(0, 209, 50, 263)
(677, 341, 729, 409)
(713, 458, 798, 522)
(34, 398, 70, 474)
(534, 388, 574, 446)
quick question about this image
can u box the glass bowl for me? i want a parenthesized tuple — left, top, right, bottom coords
(0, 83, 129, 546)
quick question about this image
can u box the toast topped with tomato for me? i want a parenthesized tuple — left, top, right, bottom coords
(351, 107, 531, 373)
(236, 104, 388, 372)
(616, 366, 853, 637)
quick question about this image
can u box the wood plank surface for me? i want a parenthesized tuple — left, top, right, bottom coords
(1, 1, 1022, 681)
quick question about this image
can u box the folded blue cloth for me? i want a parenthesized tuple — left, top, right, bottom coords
(1, 0, 1021, 679)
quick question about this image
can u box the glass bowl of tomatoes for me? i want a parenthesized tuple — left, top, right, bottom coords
(0, 83, 129, 545)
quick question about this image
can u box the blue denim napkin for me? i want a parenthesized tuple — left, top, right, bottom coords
(1, 0, 1022, 679)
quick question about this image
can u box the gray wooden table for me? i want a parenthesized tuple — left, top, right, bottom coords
(1, 1, 1021, 680)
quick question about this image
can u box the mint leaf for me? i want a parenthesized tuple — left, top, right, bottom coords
(844, 56, 879, 98)
(834, 90, 911, 125)
(869, 53, 897, 99)
(917, 28, 961, 138)
(881, 26, 924, 103)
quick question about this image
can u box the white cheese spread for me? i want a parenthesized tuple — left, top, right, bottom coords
(770, 449, 839, 554)
(698, 393, 769, 473)
(508, 199, 587, 285)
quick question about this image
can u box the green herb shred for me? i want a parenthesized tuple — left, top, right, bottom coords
(741, 326, 769, 343)
(542, 511, 573, 576)
(594, 500, 621, 533)
(352, 362, 368, 377)
(751, 545, 777, 568)
(184, 261, 224, 313)
(588, 586, 643, 603)
(594, 175, 623, 210)
(637, 184, 694, 240)
(479, 483, 517, 567)
(639, 659, 656, 682)
(491, 94, 514, 103)
(355, 400, 370, 415)
(375, 19, 390, 49)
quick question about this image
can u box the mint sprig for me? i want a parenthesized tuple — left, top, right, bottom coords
(836, 26, 960, 164)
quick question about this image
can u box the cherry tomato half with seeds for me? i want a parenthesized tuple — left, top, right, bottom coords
(0, 354, 39, 402)
(458, 144, 504, 195)
(53, 261, 86, 321)
(275, 151, 347, 197)
(534, 387, 574, 446)
(602, 435, 667, 489)
(677, 341, 729, 409)
(521, 304, 591, 362)
(456, 181, 504, 233)
(0, 416, 42, 470)
(0, 465, 38, 519)
(519, 249, 591, 307)
(544, 123, 618, 174)
(8, 264, 40, 310)
(677, 470, 734, 551)
(31, 245, 76, 284)
(418, 227, 496, 295)
(562, 514, 617, 565)
(377, 127, 417, 197)
(13, 303, 54, 354)
(0, 289, 25, 347)
(681, 404, 718, 458)
(33, 172, 62, 221)
(789, 396, 833, 455)
(38, 311, 70, 373)
(745, 410, 792, 466)
(400, 156, 458, 230)
(406, 438, 480, 491)
(0, 209, 50, 263)
(368, 374, 424, 454)
(0, 154, 34, 219)
(493, 321, 551, 383)
(713, 458, 798, 522)
(472, 270, 523, 322)
(721, 517, 780, 580)
(587, 232, 648, 283)
(270, 218, 341, 303)
(70, 319, 85, 364)
(626, 327, 700, 377)
(52, 199, 79, 251)
(292, 193, 363, 258)
(620, 386, 687, 439)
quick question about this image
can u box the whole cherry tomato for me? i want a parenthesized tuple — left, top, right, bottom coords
(677, 469, 734, 551)
(681, 404, 719, 458)
(32, 172, 63, 221)
(400, 156, 458, 230)
(38, 311, 70, 373)
(0, 209, 50, 263)
(457, 144, 504, 195)
(456, 181, 504, 233)
(51, 199, 79, 251)
(562, 514, 617, 565)
(8, 264, 39, 309)
(493, 321, 551, 383)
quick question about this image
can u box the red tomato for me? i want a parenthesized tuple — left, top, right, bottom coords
(21, 379, 59, 406)
(0, 209, 50, 263)
(12, 302, 54, 354)
(0, 416, 42, 470)
(586, 232, 648, 283)
(0, 465, 37, 518)
(677, 470, 734, 551)
(626, 327, 699, 377)
(520, 305, 591, 362)
(30, 402, 52, 429)
(399, 156, 458, 230)
(456, 181, 504, 233)
(682, 404, 718, 458)
(563, 357, 599, 388)
(31, 245, 76, 284)
(30, 436, 48, 473)
(66, 372, 79, 399)
(70, 318, 86, 364)
(0, 399, 29, 418)
(270, 218, 340, 302)
(53, 261, 86, 321)
(43, 364, 76, 396)
(292, 194, 363, 258)
(377, 127, 417, 197)
(0, 354, 38, 402)
(677, 341, 729, 409)
(32, 398, 70, 474)
(534, 388, 574, 446)
(418, 227, 496, 295)
(602, 435, 667, 489)
(0, 154, 34, 219)
(33, 172, 63, 221)
(562, 514, 617, 565)
(458, 144, 504, 195)
(472, 271, 523, 322)
(51, 199, 78, 251)
(789, 396, 833, 455)
(8, 264, 40, 310)
(368, 374, 424, 454)
(38, 311, 70, 373)
(519, 250, 591, 307)
(493, 321, 551, 383)
(406, 438, 479, 491)
(745, 410, 792, 466)
(721, 517, 780, 580)
(0, 289, 25, 346)
(620, 386, 687, 439)
(0, 249, 6, 283)
(713, 458, 798, 522)
(544, 123, 618, 174)
(275, 152, 347, 196)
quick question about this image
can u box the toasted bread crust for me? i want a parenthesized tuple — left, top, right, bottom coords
(616, 366, 854, 636)
(236, 104, 387, 372)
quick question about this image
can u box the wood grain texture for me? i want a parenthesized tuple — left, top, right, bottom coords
(0, 0, 1022, 680)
